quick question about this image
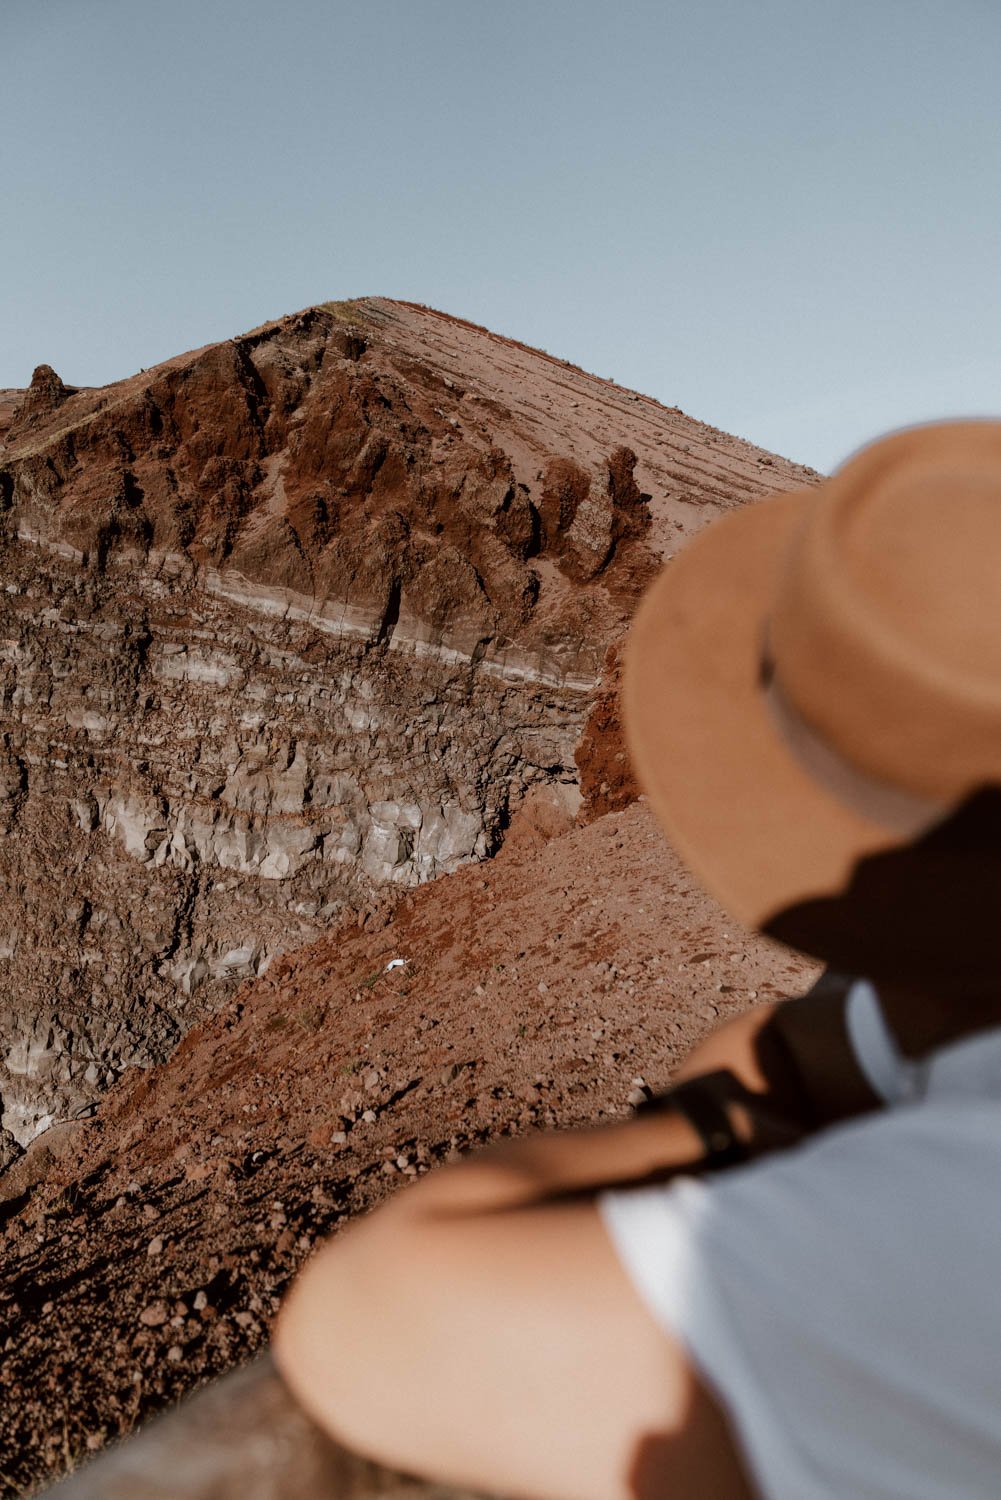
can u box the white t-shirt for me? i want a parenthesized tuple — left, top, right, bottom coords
(600, 981, 1001, 1500)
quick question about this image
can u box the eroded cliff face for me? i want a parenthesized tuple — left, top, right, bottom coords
(0, 299, 814, 1143)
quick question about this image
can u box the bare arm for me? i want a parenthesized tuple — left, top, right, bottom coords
(275, 1160, 757, 1500)
(382, 1107, 709, 1218)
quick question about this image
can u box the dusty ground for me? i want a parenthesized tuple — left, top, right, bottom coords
(0, 798, 816, 1494)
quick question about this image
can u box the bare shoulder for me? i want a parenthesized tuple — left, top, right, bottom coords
(275, 1194, 758, 1500)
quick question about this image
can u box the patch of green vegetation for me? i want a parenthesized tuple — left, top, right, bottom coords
(354, 968, 382, 991)
(340, 1057, 364, 1076)
(319, 298, 367, 325)
(49, 1185, 78, 1218)
(295, 1003, 327, 1032)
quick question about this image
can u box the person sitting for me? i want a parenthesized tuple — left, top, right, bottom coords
(275, 420, 1001, 1500)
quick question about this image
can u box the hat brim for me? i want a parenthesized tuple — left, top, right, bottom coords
(623, 491, 909, 935)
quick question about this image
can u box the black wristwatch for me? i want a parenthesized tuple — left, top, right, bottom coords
(635, 1079, 749, 1170)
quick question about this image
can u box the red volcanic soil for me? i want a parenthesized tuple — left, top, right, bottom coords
(0, 800, 816, 1491)
(0, 390, 26, 447)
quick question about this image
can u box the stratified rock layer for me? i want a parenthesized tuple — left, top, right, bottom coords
(0, 299, 815, 1140)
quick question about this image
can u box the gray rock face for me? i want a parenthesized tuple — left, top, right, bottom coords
(41, 1355, 492, 1500)
(0, 550, 585, 1144)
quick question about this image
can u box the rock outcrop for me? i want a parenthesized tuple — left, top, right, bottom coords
(5, 364, 74, 443)
(42, 1355, 491, 1500)
(0, 298, 815, 1143)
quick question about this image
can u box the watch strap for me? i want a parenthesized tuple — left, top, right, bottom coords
(636, 1078, 748, 1170)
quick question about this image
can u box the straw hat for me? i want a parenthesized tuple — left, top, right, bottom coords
(623, 421, 1001, 939)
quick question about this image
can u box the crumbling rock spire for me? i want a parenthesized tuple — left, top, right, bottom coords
(28, 363, 69, 403)
(7, 363, 73, 439)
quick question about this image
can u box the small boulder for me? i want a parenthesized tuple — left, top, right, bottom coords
(139, 1301, 170, 1328)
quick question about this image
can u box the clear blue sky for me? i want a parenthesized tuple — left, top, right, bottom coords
(4, 0, 1000, 472)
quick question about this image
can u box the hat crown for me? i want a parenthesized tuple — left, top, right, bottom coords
(770, 422, 1001, 801)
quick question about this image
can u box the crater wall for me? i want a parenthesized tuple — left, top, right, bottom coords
(0, 298, 815, 1145)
